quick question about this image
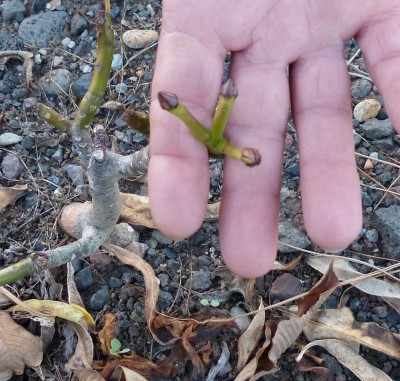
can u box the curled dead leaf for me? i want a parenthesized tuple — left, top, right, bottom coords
(0, 184, 27, 210)
(0, 312, 43, 380)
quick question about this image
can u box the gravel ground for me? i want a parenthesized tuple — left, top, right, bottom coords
(1, 1, 400, 380)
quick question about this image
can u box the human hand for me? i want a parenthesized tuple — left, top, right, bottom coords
(148, 0, 400, 277)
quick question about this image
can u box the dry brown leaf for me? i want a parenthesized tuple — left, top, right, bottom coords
(272, 255, 302, 271)
(298, 262, 339, 316)
(66, 322, 94, 371)
(268, 265, 339, 365)
(235, 321, 277, 381)
(297, 360, 334, 381)
(296, 339, 393, 381)
(0, 184, 27, 210)
(303, 306, 400, 360)
(119, 193, 220, 228)
(103, 243, 161, 343)
(213, 267, 257, 309)
(98, 313, 117, 356)
(73, 369, 105, 381)
(237, 300, 265, 371)
(0, 312, 43, 380)
(306, 254, 400, 299)
(112, 366, 148, 381)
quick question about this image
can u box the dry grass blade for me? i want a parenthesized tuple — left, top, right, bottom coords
(272, 255, 302, 271)
(102, 243, 161, 343)
(306, 254, 400, 298)
(237, 300, 265, 370)
(0, 312, 43, 380)
(0, 184, 27, 210)
(303, 307, 400, 360)
(296, 339, 393, 381)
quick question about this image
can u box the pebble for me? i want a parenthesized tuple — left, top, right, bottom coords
(115, 83, 128, 94)
(190, 231, 206, 246)
(34, 54, 42, 65)
(229, 306, 251, 333)
(349, 297, 360, 311)
(109, 223, 140, 247)
(62, 164, 85, 186)
(72, 73, 93, 99)
(1, 152, 23, 179)
(0, 133, 23, 146)
(362, 118, 395, 140)
(74, 266, 94, 290)
(152, 230, 173, 245)
(162, 247, 177, 260)
(351, 78, 373, 99)
(372, 305, 388, 319)
(38, 68, 73, 96)
(124, 241, 148, 258)
(21, 135, 35, 150)
(353, 99, 381, 122)
(70, 13, 87, 35)
(270, 273, 302, 300)
(112, 54, 123, 70)
(61, 37, 71, 47)
(108, 277, 124, 289)
(278, 221, 311, 253)
(51, 147, 64, 163)
(185, 270, 212, 292)
(366, 228, 379, 243)
(81, 64, 92, 73)
(373, 205, 400, 259)
(122, 29, 158, 49)
(0, 0, 26, 22)
(158, 290, 174, 310)
(158, 273, 170, 289)
(90, 286, 109, 310)
(18, 11, 67, 47)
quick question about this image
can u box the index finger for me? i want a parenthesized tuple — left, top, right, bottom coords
(149, 28, 226, 239)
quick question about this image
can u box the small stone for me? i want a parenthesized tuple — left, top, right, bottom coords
(74, 266, 94, 290)
(362, 118, 395, 140)
(152, 230, 173, 245)
(190, 231, 206, 246)
(38, 68, 72, 96)
(111, 54, 123, 70)
(230, 306, 251, 333)
(81, 64, 92, 73)
(61, 37, 71, 46)
(185, 269, 212, 292)
(349, 298, 360, 311)
(162, 247, 177, 260)
(72, 73, 93, 99)
(109, 6, 120, 19)
(270, 273, 302, 301)
(90, 286, 109, 310)
(115, 83, 128, 94)
(21, 135, 35, 150)
(124, 241, 148, 258)
(34, 54, 42, 65)
(351, 78, 373, 99)
(51, 147, 63, 163)
(0, 0, 26, 22)
(68, 40, 76, 49)
(278, 221, 310, 253)
(62, 164, 85, 186)
(0, 133, 23, 146)
(108, 276, 124, 289)
(373, 205, 400, 259)
(366, 228, 379, 243)
(1, 152, 23, 179)
(158, 290, 174, 310)
(353, 99, 381, 122)
(122, 29, 158, 49)
(108, 222, 140, 247)
(372, 305, 388, 319)
(70, 13, 87, 35)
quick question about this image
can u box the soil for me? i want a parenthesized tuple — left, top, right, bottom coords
(1, 1, 400, 381)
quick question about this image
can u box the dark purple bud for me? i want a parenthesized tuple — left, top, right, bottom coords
(220, 79, 238, 98)
(158, 91, 179, 110)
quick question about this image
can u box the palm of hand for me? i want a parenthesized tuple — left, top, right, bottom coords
(149, 0, 400, 277)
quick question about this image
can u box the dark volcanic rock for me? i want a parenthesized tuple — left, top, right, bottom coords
(18, 11, 67, 47)
(362, 118, 395, 140)
(0, 0, 26, 22)
(374, 205, 400, 259)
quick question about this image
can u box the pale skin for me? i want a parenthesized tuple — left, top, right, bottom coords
(149, 0, 400, 278)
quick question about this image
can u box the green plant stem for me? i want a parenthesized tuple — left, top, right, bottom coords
(36, 103, 72, 132)
(158, 91, 210, 142)
(74, 3, 114, 129)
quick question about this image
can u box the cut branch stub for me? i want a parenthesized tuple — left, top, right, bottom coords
(158, 79, 261, 167)
(36, 103, 72, 132)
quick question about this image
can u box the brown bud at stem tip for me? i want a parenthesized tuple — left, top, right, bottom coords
(158, 91, 179, 110)
(241, 148, 261, 167)
(220, 78, 238, 98)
